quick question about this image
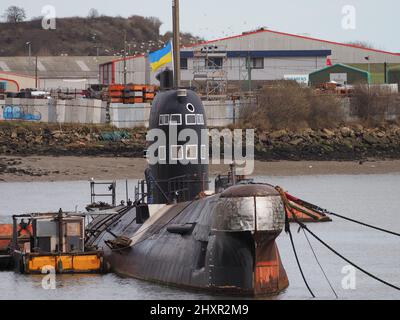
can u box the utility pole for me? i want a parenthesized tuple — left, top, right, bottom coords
(35, 56, 38, 89)
(246, 53, 252, 92)
(172, 0, 181, 88)
(123, 31, 127, 86)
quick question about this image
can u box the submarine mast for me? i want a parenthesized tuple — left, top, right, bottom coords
(172, 0, 181, 88)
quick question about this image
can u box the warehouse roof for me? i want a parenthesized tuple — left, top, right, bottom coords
(309, 63, 370, 76)
(180, 50, 332, 58)
(185, 28, 400, 57)
(102, 27, 400, 66)
(0, 56, 115, 78)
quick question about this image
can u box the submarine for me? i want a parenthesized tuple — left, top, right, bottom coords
(83, 0, 331, 296)
(85, 79, 290, 296)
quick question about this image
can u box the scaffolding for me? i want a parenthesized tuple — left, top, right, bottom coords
(192, 45, 228, 100)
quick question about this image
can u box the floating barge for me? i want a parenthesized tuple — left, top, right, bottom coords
(1, 212, 105, 274)
(0, 224, 13, 269)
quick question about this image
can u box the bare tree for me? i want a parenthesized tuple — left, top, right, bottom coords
(347, 41, 376, 49)
(3, 6, 26, 23)
(88, 8, 100, 19)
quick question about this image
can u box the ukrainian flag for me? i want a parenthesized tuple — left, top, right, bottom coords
(149, 41, 173, 72)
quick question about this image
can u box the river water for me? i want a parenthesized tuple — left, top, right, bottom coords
(0, 175, 399, 300)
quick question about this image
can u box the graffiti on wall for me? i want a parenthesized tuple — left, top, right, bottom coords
(1, 105, 42, 121)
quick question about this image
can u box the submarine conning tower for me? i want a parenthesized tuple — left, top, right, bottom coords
(146, 86, 209, 205)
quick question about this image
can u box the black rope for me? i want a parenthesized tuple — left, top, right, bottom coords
(301, 228, 338, 299)
(323, 211, 400, 238)
(293, 197, 400, 238)
(299, 222, 400, 292)
(285, 215, 315, 298)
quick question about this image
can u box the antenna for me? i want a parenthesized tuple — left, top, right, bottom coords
(172, 0, 181, 88)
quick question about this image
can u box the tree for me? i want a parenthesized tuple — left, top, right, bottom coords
(3, 6, 26, 23)
(347, 41, 376, 49)
(88, 8, 99, 19)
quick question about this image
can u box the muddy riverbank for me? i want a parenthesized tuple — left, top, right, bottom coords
(1, 156, 400, 182)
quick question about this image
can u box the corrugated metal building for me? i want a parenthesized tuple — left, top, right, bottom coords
(309, 64, 370, 86)
(0, 56, 114, 90)
(100, 28, 400, 89)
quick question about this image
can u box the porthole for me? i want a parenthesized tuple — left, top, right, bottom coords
(186, 103, 195, 113)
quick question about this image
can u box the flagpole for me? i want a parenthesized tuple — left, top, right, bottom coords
(172, 0, 181, 88)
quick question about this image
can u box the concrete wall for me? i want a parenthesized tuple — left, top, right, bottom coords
(0, 98, 106, 124)
(1, 96, 398, 128)
(204, 100, 240, 127)
(109, 100, 240, 128)
(110, 103, 151, 129)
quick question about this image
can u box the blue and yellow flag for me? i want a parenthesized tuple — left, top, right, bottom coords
(149, 41, 173, 72)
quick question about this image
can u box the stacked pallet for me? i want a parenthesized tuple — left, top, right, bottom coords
(123, 85, 145, 104)
(109, 85, 125, 103)
(108, 85, 157, 104)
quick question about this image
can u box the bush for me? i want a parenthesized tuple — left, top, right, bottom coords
(307, 93, 343, 129)
(351, 84, 397, 126)
(241, 81, 343, 130)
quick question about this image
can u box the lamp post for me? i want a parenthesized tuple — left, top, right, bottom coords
(26, 41, 31, 59)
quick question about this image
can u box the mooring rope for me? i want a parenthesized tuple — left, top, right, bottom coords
(300, 222, 400, 292)
(285, 213, 315, 298)
(301, 228, 338, 299)
(287, 194, 400, 238)
(319, 210, 400, 238)
(278, 186, 400, 295)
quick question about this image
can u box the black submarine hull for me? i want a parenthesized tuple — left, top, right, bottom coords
(87, 184, 289, 296)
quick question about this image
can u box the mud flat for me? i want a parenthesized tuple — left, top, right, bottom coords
(1, 156, 400, 182)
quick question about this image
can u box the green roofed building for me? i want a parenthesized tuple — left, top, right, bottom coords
(388, 66, 400, 87)
(309, 64, 371, 87)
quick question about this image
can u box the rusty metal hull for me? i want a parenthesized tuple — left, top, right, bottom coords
(87, 185, 289, 296)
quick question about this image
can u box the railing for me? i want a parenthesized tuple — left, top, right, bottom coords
(136, 173, 209, 204)
(90, 181, 116, 207)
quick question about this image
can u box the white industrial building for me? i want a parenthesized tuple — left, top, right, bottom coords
(0, 56, 114, 91)
(100, 28, 400, 95)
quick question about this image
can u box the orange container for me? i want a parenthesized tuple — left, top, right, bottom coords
(144, 85, 157, 93)
(131, 85, 146, 91)
(124, 98, 144, 104)
(0, 224, 12, 251)
(109, 85, 125, 91)
(145, 93, 155, 99)
(110, 91, 123, 98)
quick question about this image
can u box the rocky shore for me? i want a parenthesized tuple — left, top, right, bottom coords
(1, 122, 400, 161)
(255, 125, 400, 161)
(0, 123, 146, 157)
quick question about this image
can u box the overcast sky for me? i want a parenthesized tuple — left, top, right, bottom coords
(1, 0, 399, 52)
